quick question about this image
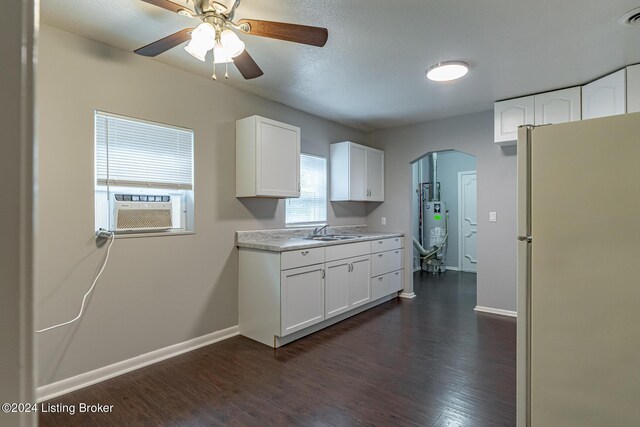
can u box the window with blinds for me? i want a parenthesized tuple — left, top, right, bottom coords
(95, 112, 193, 190)
(286, 154, 327, 225)
(94, 111, 194, 232)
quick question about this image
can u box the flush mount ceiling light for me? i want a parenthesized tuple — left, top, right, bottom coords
(426, 61, 469, 82)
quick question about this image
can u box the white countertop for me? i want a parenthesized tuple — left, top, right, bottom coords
(236, 226, 403, 252)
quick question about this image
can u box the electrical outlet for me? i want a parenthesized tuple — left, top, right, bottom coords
(489, 212, 497, 222)
(381, 217, 387, 225)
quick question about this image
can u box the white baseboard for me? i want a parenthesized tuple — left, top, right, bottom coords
(399, 292, 416, 299)
(446, 266, 461, 271)
(37, 325, 239, 403)
(474, 306, 517, 318)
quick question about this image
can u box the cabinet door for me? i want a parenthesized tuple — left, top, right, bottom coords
(349, 256, 371, 308)
(325, 260, 350, 319)
(257, 118, 300, 197)
(281, 264, 324, 336)
(627, 65, 640, 113)
(534, 87, 581, 125)
(367, 149, 384, 202)
(582, 69, 626, 120)
(348, 144, 367, 201)
(494, 96, 535, 143)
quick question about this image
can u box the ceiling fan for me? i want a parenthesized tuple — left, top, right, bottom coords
(134, 0, 328, 80)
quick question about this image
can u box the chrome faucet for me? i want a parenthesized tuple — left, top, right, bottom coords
(311, 224, 328, 237)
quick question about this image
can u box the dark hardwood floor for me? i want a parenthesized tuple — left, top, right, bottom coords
(39, 271, 516, 426)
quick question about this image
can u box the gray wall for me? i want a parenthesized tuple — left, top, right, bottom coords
(1, 0, 36, 425)
(413, 151, 477, 269)
(366, 111, 517, 311)
(36, 25, 366, 386)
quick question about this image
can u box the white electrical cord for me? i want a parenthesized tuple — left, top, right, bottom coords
(36, 232, 116, 333)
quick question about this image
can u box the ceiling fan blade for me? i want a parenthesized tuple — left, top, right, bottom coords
(233, 50, 264, 80)
(134, 28, 193, 57)
(140, 0, 191, 14)
(238, 19, 328, 47)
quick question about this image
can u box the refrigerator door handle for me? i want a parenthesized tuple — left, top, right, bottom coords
(517, 236, 532, 242)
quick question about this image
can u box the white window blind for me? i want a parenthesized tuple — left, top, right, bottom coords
(286, 154, 327, 225)
(95, 112, 194, 190)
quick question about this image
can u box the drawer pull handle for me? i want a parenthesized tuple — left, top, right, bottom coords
(322, 269, 325, 279)
(395, 251, 399, 254)
(379, 277, 383, 281)
(395, 272, 399, 275)
(378, 254, 383, 257)
(301, 251, 309, 256)
(395, 238, 399, 242)
(378, 241, 383, 244)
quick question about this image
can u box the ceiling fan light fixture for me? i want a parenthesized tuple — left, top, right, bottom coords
(220, 29, 246, 58)
(184, 22, 216, 61)
(213, 42, 235, 64)
(426, 61, 469, 82)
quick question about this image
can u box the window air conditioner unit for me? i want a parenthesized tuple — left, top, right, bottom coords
(112, 194, 172, 232)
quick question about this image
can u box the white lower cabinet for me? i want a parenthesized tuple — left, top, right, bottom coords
(370, 237, 404, 300)
(325, 255, 371, 319)
(371, 249, 402, 277)
(349, 256, 372, 308)
(325, 259, 351, 319)
(281, 264, 325, 336)
(372, 270, 403, 301)
(238, 236, 404, 348)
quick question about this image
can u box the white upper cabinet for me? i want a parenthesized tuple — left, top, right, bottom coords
(367, 149, 385, 202)
(534, 87, 581, 125)
(236, 115, 300, 198)
(348, 143, 367, 200)
(626, 64, 640, 113)
(582, 69, 626, 120)
(330, 141, 385, 202)
(495, 88, 581, 143)
(494, 96, 535, 143)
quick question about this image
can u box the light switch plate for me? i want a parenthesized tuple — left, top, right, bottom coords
(381, 217, 387, 225)
(489, 212, 497, 222)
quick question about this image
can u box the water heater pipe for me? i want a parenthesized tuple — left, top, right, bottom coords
(413, 237, 439, 259)
(429, 152, 438, 201)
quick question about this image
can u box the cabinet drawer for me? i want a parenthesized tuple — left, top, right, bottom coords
(371, 249, 402, 277)
(371, 237, 403, 253)
(325, 241, 370, 262)
(372, 269, 403, 300)
(281, 247, 325, 270)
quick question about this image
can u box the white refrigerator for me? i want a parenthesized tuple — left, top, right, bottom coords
(516, 113, 640, 426)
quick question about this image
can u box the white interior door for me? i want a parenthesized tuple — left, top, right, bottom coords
(458, 171, 477, 272)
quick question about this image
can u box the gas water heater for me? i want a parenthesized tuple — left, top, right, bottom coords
(422, 201, 447, 273)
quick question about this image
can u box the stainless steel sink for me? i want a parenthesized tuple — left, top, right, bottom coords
(303, 234, 362, 241)
(304, 236, 341, 241)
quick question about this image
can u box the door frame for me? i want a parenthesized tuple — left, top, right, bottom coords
(458, 170, 477, 272)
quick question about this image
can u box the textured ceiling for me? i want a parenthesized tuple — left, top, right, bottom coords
(42, 0, 640, 131)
